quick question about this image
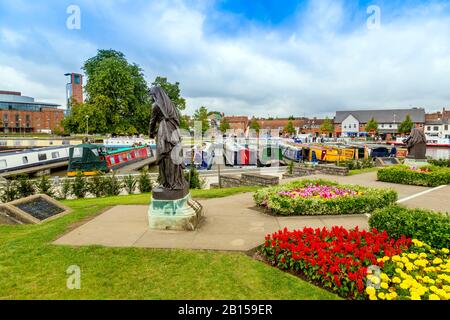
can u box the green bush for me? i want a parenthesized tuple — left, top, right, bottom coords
(88, 175, 106, 198)
(138, 169, 152, 193)
(71, 172, 88, 198)
(0, 180, 19, 202)
(35, 175, 54, 197)
(254, 179, 397, 216)
(338, 159, 374, 170)
(59, 179, 72, 200)
(123, 175, 137, 195)
(377, 165, 450, 187)
(369, 205, 450, 249)
(428, 158, 450, 167)
(17, 175, 35, 198)
(104, 173, 123, 196)
(184, 167, 205, 189)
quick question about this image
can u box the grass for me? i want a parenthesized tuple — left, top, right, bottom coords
(0, 186, 338, 300)
(348, 167, 380, 176)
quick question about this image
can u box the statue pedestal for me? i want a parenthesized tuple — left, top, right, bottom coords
(404, 158, 428, 168)
(148, 188, 203, 231)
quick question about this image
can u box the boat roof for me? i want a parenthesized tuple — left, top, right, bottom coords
(0, 145, 69, 157)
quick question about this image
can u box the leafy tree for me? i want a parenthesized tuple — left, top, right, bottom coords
(193, 106, 210, 133)
(365, 117, 378, 135)
(151, 76, 186, 111)
(249, 117, 260, 134)
(320, 117, 334, 135)
(398, 114, 414, 134)
(71, 172, 88, 198)
(288, 115, 295, 120)
(219, 117, 231, 133)
(283, 120, 296, 135)
(35, 175, 54, 197)
(63, 49, 151, 134)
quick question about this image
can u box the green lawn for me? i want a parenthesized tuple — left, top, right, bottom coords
(348, 167, 380, 176)
(0, 187, 338, 300)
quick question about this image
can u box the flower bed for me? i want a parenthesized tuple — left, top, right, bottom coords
(369, 205, 450, 249)
(254, 179, 397, 215)
(366, 239, 450, 300)
(260, 226, 411, 299)
(377, 165, 450, 187)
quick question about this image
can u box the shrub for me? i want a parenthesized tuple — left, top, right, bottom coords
(35, 175, 54, 197)
(104, 173, 123, 196)
(71, 172, 88, 198)
(123, 175, 137, 195)
(59, 179, 72, 200)
(138, 169, 152, 193)
(184, 167, 206, 189)
(428, 158, 450, 167)
(367, 239, 450, 300)
(88, 175, 106, 198)
(0, 180, 19, 202)
(254, 179, 397, 216)
(377, 165, 450, 187)
(16, 175, 35, 198)
(339, 159, 374, 170)
(261, 226, 411, 299)
(369, 205, 450, 249)
(287, 160, 294, 174)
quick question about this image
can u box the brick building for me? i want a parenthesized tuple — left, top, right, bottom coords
(65, 73, 83, 115)
(0, 91, 64, 133)
(222, 116, 249, 133)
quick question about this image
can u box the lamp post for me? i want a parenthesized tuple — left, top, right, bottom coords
(85, 115, 89, 142)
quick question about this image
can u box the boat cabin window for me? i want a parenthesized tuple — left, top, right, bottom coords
(91, 149, 99, 156)
(127, 153, 132, 160)
(38, 153, 47, 161)
(110, 157, 115, 165)
(118, 155, 123, 162)
(72, 147, 83, 158)
(0, 160, 7, 169)
(22, 156, 28, 164)
(51, 152, 60, 159)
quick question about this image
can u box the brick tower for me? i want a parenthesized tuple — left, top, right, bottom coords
(65, 73, 83, 115)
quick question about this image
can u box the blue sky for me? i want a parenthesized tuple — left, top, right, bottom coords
(1, 0, 450, 117)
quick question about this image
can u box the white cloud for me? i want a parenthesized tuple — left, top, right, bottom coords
(1, 0, 450, 117)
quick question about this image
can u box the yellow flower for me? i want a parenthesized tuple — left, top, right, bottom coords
(433, 258, 443, 265)
(390, 291, 398, 299)
(410, 293, 421, 300)
(392, 255, 401, 262)
(407, 253, 418, 260)
(383, 256, 390, 262)
(381, 282, 389, 290)
(400, 282, 410, 290)
(380, 273, 389, 282)
(378, 292, 385, 300)
(441, 248, 449, 254)
(369, 294, 378, 300)
(401, 257, 409, 264)
(428, 294, 440, 300)
(366, 286, 376, 296)
(392, 277, 401, 284)
(419, 253, 427, 258)
(396, 262, 404, 269)
(412, 239, 424, 247)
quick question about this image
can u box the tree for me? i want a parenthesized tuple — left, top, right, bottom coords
(63, 49, 152, 134)
(284, 120, 296, 135)
(288, 115, 295, 120)
(219, 117, 231, 133)
(249, 117, 260, 135)
(398, 114, 414, 134)
(365, 117, 378, 135)
(193, 106, 209, 133)
(320, 117, 334, 135)
(151, 76, 186, 111)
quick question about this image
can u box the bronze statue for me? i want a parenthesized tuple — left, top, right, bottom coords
(149, 86, 188, 192)
(404, 127, 427, 159)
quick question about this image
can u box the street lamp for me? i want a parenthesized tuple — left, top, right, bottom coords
(85, 115, 89, 141)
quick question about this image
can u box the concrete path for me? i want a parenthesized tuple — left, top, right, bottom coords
(54, 172, 449, 251)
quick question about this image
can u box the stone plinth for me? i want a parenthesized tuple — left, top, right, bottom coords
(148, 190, 203, 231)
(403, 158, 429, 168)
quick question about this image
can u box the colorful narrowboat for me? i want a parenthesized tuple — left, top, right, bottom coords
(67, 144, 153, 176)
(258, 144, 284, 167)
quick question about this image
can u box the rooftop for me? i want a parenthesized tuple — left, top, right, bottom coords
(0, 90, 60, 108)
(335, 108, 425, 124)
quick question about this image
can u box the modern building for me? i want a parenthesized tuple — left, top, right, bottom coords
(334, 108, 426, 139)
(0, 90, 64, 133)
(65, 72, 83, 115)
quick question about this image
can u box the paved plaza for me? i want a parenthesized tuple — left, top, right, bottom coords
(54, 172, 450, 251)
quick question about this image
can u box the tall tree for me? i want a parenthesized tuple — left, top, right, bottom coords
(64, 49, 151, 134)
(284, 120, 296, 135)
(398, 114, 414, 134)
(193, 106, 209, 133)
(249, 117, 260, 135)
(365, 117, 378, 135)
(219, 117, 231, 133)
(151, 76, 186, 111)
(320, 117, 334, 135)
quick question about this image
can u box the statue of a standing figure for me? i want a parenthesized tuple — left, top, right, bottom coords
(149, 86, 188, 196)
(404, 127, 427, 159)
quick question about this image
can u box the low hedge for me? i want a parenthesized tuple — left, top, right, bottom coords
(369, 205, 450, 249)
(254, 179, 397, 216)
(377, 165, 450, 187)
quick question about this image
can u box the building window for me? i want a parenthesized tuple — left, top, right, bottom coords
(26, 114, 30, 121)
(51, 152, 60, 159)
(38, 153, 47, 161)
(15, 114, 19, 122)
(389, 124, 392, 128)
(22, 156, 28, 164)
(433, 126, 439, 131)
(3, 114, 8, 121)
(354, 124, 356, 128)
(445, 125, 449, 130)
(427, 126, 431, 131)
